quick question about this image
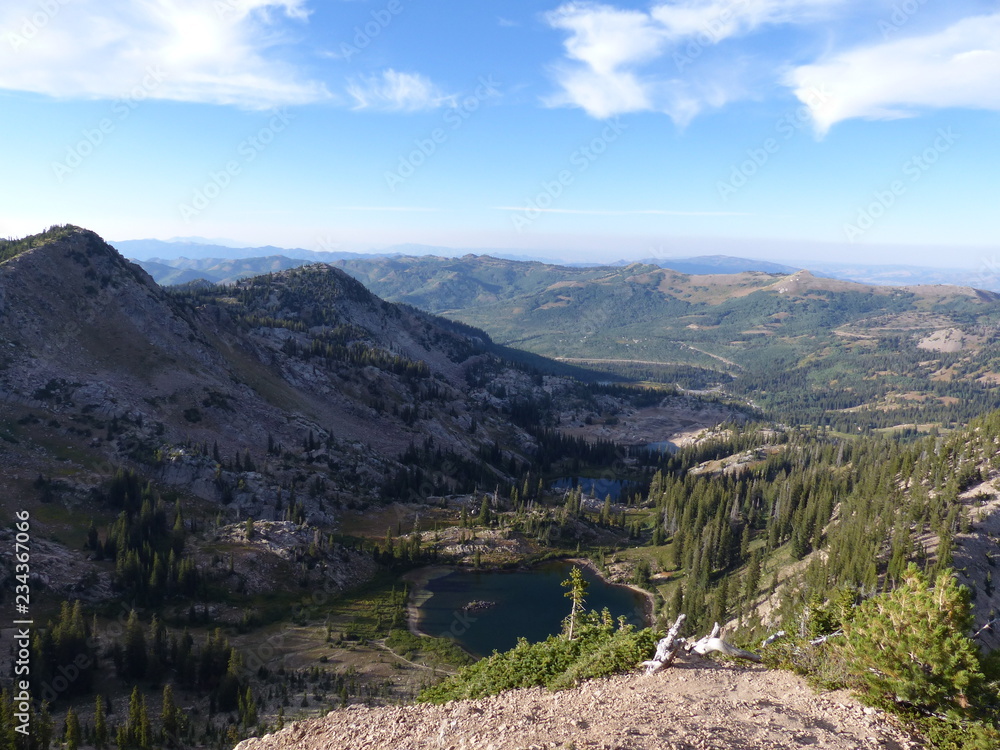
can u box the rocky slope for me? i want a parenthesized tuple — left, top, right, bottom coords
(0, 227, 742, 609)
(0, 228, 524, 513)
(234, 661, 919, 750)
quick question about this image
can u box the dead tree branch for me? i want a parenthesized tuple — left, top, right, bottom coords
(641, 614, 686, 674)
(642, 617, 762, 672)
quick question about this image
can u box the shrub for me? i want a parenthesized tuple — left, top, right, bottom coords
(833, 564, 983, 715)
(418, 610, 657, 703)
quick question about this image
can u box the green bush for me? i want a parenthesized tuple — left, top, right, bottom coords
(417, 610, 657, 703)
(833, 565, 983, 714)
(763, 567, 1000, 750)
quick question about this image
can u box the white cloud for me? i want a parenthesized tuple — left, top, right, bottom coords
(788, 12, 1000, 134)
(542, 0, 850, 122)
(346, 69, 454, 112)
(650, 0, 845, 42)
(0, 0, 326, 108)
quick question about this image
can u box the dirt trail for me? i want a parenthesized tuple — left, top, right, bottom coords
(372, 639, 458, 677)
(234, 659, 921, 750)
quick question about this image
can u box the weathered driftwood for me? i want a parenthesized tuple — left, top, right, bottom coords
(642, 614, 686, 674)
(689, 622, 762, 663)
(642, 618, 761, 673)
(808, 630, 843, 646)
(761, 630, 786, 648)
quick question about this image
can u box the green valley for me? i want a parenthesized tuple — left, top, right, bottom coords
(332, 255, 1000, 431)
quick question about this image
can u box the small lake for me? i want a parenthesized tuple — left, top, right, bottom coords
(411, 561, 648, 658)
(643, 440, 678, 454)
(550, 477, 637, 500)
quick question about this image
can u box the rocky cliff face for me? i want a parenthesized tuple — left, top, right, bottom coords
(0, 228, 552, 613)
(0, 228, 527, 513)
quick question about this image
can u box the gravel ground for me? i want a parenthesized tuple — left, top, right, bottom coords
(234, 659, 923, 750)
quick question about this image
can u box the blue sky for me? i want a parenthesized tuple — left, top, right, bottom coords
(1, 0, 998, 267)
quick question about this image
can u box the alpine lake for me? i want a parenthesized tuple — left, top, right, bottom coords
(409, 560, 649, 658)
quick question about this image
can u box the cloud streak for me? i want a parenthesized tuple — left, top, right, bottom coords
(346, 69, 455, 112)
(493, 207, 751, 216)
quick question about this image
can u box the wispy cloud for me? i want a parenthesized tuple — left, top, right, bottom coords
(543, 0, 849, 123)
(493, 207, 751, 216)
(0, 0, 326, 108)
(788, 12, 1000, 135)
(329, 206, 442, 212)
(346, 69, 455, 112)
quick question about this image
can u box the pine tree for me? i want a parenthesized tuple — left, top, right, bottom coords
(561, 566, 589, 640)
(161, 685, 179, 747)
(127, 687, 142, 746)
(836, 564, 983, 714)
(476, 496, 491, 526)
(37, 701, 53, 750)
(138, 696, 151, 750)
(64, 707, 81, 750)
(123, 610, 147, 680)
(94, 694, 108, 750)
(241, 686, 257, 728)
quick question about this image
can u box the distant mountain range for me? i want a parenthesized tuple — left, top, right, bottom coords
(117, 237, 1000, 292)
(112, 238, 387, 263)
(625, 255, 800, 275)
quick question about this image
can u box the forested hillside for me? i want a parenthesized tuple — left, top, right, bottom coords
(333, 255, 1000, 431)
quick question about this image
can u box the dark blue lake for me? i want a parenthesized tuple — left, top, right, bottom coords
(643, 440, 678, 454)
(411, 561, 648, 658)
(550, 477, 637, 500)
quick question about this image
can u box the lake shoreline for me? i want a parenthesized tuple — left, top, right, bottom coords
(564, 557, 657, 627)
(401, 565, 454, 638)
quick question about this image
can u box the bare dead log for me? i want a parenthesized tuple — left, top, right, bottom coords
(689, 622, 762, 663)
(973, 616, 1000, 640)
(642, 617, 762, 672)
(761, 630, 786, 648)
(808, 630, 843, 646)
(641, 614, 686, 674)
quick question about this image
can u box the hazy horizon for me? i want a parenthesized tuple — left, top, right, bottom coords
(111, 233, 997, 273)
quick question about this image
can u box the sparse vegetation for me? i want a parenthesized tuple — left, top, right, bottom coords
(418, 609, 657, 703)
